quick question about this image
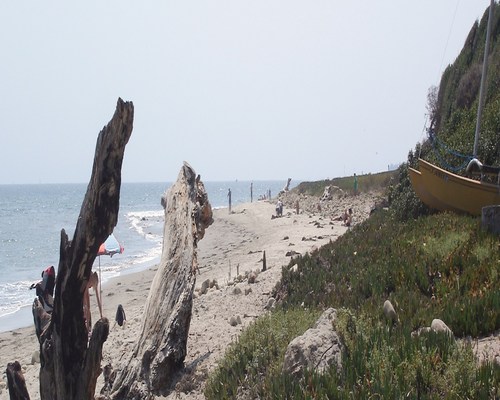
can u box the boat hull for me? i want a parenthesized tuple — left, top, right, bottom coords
(414, 158, 500, 216)
(408, 167, 449, 212)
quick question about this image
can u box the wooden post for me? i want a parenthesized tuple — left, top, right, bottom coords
(481, 205, 500, 235)
(262, 250, 267, 272)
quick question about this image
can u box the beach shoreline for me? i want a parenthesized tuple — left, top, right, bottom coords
(0, 199, 351, 398)
(1, 196, 497, 399)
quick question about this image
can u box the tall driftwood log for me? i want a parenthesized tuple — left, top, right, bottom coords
(111, 162, 213, 399)
(32, 98, 134, 400)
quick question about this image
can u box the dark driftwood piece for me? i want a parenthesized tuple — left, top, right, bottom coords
(111, 163, 213, 399)
(30, 98, 134, 400)
(6, 361, 30, 400)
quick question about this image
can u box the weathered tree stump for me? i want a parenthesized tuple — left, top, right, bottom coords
(31, 98, 134, 400)
(110, 162, 213, 399)
(481, 205, 500, 235)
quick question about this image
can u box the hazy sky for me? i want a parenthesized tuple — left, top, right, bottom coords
(0, 1, 492, 184)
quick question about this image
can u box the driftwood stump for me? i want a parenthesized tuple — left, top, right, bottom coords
(111, 162, 213, 399)
(30, 98, 134, 400)
(6, 361, 30, 400)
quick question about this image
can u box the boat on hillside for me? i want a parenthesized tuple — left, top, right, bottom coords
(410, 1, 499, 216)
(410, 158, 500, 216)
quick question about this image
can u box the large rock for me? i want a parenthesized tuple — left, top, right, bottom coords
(282, 308, 342, 378)
(431, 319, 454, 337)
(383, 300, 398, 324)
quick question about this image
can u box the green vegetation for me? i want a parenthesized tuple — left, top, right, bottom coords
(206, 212, 499, 399)
(295, 170, 398, 197)
(429, 2, 500, 170)
(204, 308, 321, 399)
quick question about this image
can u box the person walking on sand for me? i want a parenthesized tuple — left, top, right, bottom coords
(250, 182, 253, 203)
(228, 188, 232, 214)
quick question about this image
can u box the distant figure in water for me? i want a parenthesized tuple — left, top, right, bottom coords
(30, 265, 55, 313)
(228, 188, 232, 214)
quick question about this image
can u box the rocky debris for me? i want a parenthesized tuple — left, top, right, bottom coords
(320, 185, 344, 201)
(31, 350, 40, 365)
(229, 315, 242, 326)
(283, 308, 343, 378)
(383, 300, 398, 324)
(199, 279, 218, 295)
(233, 286, 242, 295)
(244, 287, 252, 296)
(411, 318, 454, 338)
(281, 189, 386, 226)
(230, 270, 259, 286)
(286, 250, 301, 257)
(431, 319, 454, 337)
(264, 297, 276, 310)
(248, 271, 257, 284)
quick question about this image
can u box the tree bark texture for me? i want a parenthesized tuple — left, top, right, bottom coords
(111, 162, 213, 399)
(35, 98, 134, 400)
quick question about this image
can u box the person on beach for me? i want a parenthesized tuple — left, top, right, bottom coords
(342, 208, 353, 227)
(276, 199, 283, 217)
(227, 188, 232, 214)
(30, 265, 55, 313)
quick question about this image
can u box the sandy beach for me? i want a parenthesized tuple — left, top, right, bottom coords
(0, 199, 352, 399)
(1, 195, 498, 399)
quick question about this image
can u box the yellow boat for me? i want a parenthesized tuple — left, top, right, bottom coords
(408, 166, 450, 212)
(414, 158, 500, 216)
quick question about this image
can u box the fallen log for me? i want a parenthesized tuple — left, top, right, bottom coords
(111, 162, 213, 399)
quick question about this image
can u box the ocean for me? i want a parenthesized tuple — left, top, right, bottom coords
(0, 180, 290, 332)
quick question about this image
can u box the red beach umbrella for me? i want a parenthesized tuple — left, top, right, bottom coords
(98, 233, 124, 257)
(96, 233, 124, 308)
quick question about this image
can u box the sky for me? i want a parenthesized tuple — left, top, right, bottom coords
(0, 1, 493, 184)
